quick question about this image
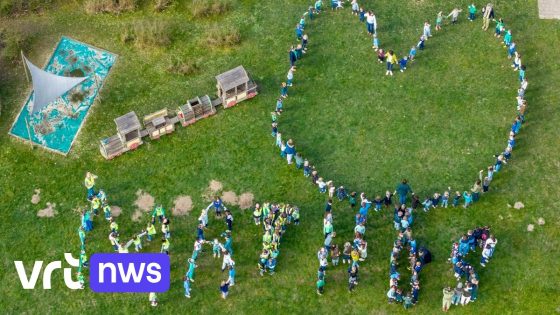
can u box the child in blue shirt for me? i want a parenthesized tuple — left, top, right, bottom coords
(507, 41, 516, 59)
(303, 159, 311, 176)
(399, 56, 408, 72)
(452, 191, 461, 207)
(421, 196, 432, 212)
(408, 46, 417, 61)
(337, 186, 347, 201)
(442, 191, 449, 208)
(295, 153, 304, 169)
(276, 98, 284, 113)
(295, 24, 303, 40)
(280, 82, 288, 98)
(462, 191, 473, 208)
(271, 122, 277, 137)
(372, 34, 379, 51)
(374, 196, 382, 211)
(228, 264, 236, 286)
(359, 8, 365, 22)
(417, 35, 426, 50)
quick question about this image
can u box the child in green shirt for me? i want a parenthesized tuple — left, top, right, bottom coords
(316, 276, 325, 295)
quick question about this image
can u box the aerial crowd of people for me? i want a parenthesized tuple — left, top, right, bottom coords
(72, 0, 526, 308)
(271, 0, 522, 307)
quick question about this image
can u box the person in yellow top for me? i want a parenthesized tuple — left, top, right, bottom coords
(146, 222, 156, 241)
(84, 172, 97, 199)
(385, 50, 397, 76)
(91, 196, 101, 216)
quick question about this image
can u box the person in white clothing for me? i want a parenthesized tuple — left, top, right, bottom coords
(222, 251, 234, 271)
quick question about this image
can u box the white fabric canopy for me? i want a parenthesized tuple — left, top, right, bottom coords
(24, 55, 88, 114)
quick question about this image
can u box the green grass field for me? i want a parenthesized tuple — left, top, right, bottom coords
(1, 0, 559, 314)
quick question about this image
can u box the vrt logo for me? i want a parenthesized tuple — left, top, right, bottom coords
(14, 253, 82, 290)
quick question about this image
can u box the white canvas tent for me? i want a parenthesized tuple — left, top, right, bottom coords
(23, 55, 88, 114)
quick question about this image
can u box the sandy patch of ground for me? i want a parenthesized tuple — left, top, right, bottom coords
(134, 189, 155, 212)
(209, 180, 223, 192)
(238, 192, 254, 209)
(222, 191, 238, 205)
(514, 201, 525, 209)
(111, 206, 122, 217)
(132, 210, 144, 222)
(172, 196, 193, 216)
(37, 202, 57, 217)
(202, 180, 224, 202)
(31, 189, 41, 205)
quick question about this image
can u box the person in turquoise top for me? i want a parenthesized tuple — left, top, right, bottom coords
(395, 179, 413, 205)
(316, 275, 325, 295)
(223, 233, 233, 255)
(83, 210, 93, 232)
(462, 191, 473, 208)
(518, 65, 526, 82)
(494, 18, 504, 37)
(183, 276, 191, 298)
(228, 264, 236, 286)
(314, 0, 322, 14)
(186, 258, 196, 282)
(503, 29, 512, 47)
(151, 205, 165, 224)
(78, 226, 86, 249)
(468, 3, 476, 21)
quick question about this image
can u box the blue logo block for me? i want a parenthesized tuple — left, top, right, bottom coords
(90, 253, 170, 293)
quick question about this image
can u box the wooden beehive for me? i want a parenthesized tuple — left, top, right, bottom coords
(143, 108, 176, 140)
(178, 95, 216, 127)
(115, 111, 143, 150)
(215, 66, 258, 109)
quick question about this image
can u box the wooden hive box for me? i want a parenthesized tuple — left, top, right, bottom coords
(99, 134, 126, 159)
(143, 108, 175, 140)
(115, 111, 143, 150)
(216, 66, 258, 109)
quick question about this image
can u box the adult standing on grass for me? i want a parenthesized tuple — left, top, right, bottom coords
(395, 179, 413, 205)
(442, 286, 454, 312)
(482, 3, 494, 31)
(447, 8, 463, 24)
(365, 11, 377, 35)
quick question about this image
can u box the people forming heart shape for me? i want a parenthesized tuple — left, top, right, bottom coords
(272, 1, 522, 306)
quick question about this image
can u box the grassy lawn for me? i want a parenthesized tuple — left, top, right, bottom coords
(0, 0, 559, 314)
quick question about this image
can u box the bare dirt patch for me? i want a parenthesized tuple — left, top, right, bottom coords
(31, 189, 41, 205)
(202, 180, 224, 202)
(221, 191, 238, 205)
(172, 196, 193, 216)
(132, 210, 144, 222)
(37, 202, 57, 217)
(238, 192, 254, 209)
(209, 180, 223, 192)
(134, 189, 155, 212)
(111, 206, 122, 217)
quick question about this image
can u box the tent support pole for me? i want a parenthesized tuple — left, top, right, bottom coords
(24, 117, 34, 150)
(21, 51, 30, 83)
